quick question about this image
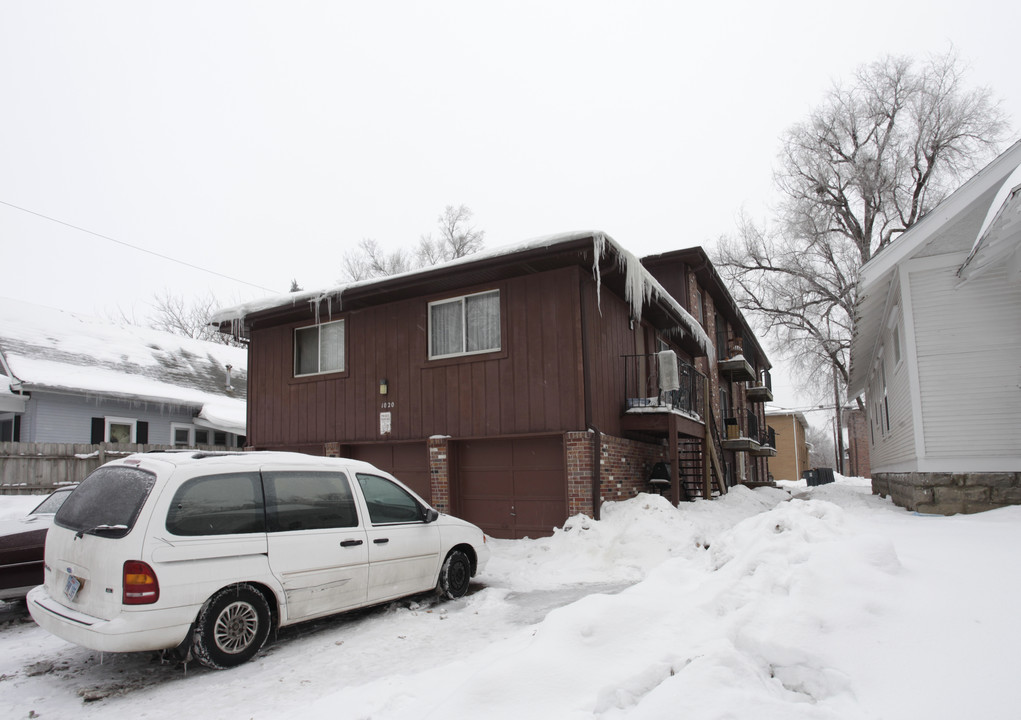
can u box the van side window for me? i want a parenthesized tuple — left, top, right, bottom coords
(263, 471, 358, 532)
(356, 474, 426, 525)
(166, 473, 265, 536)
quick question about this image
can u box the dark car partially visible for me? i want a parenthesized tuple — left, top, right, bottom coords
(0, 488, 75, 601)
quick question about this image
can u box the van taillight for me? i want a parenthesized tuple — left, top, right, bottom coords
(123, 561, 159, 605)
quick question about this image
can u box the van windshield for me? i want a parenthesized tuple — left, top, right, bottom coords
(55, 466, 157, 538)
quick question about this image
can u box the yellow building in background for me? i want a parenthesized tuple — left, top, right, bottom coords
(765, 412, 809, 482)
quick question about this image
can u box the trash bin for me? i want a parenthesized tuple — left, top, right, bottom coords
(803, 468, 835, 486)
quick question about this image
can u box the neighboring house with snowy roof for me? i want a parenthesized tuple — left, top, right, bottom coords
(0, 298, 247, 448)
(213, 231, 773, 538)
(848, 140, 1021, 514)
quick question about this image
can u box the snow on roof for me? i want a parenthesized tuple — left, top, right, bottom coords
(958, 159, 1021, 282)
(0, 298, 247, 433)
(212, 230, 715, 357)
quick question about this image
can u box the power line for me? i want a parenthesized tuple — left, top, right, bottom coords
(0, 199, 279, 294)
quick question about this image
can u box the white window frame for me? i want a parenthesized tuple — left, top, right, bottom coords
(172, 423, 234, 448)
(428, 289, 501, 360)
(171, 423, 193, 447)
(294, 318, 346, 377)
(105, 417, 137, 444)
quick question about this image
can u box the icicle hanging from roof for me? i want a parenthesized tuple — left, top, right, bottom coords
(589, 233, 714, 357)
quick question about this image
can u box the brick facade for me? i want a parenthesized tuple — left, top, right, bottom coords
(842, 408, 871, 478)
(598, 433, 669, 506)
(427, 436, 450, 514)
(565, 432, 596, 516)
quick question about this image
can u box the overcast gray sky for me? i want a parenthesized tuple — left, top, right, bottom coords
(1, 0, 1018, 413)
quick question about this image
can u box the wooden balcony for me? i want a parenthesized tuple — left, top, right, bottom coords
(746, 384, 773, 403)
(718, 356, 755, 382)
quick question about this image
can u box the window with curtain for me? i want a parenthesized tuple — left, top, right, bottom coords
(429, 290, 501, 359)
(294, 319, 345, 376)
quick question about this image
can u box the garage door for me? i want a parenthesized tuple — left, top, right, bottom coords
(346, 442, 431, 505)
(453, 436, 565, 539)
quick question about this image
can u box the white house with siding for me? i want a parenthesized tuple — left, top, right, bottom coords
(848, 140, 1021, 514)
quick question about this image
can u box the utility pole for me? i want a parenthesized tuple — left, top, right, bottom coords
(833, 369, 844, 474)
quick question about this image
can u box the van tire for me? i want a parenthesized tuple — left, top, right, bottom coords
(437, 550, 472, 599)
(192, 584, 271, 669)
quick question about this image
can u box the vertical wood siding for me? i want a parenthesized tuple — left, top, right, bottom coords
(247, 266, 594, 446)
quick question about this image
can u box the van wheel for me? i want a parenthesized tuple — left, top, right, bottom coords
(192, 584, 271, 669)
(437, 550, 472, 599)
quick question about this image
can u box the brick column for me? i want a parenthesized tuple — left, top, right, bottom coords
(565, 431, 597, 517)
(428, 437, 451, 514)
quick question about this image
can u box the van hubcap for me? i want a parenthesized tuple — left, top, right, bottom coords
(214, 601, 258, 653)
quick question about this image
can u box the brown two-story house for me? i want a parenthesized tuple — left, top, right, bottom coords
(214, 232, 773, 538)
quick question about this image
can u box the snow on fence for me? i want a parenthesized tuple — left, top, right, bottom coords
(0, 442, 228, 494)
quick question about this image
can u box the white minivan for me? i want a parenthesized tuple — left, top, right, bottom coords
(28, 451, 489, 669)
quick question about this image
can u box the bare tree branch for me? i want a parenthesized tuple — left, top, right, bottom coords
(715, 49, 1009, 407)
(340, 205, 485, 281)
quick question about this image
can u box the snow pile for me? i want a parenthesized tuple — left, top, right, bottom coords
(0, 495, 39, 521)
(4, 476, 1021, 719)
(484, 488, 788, 591)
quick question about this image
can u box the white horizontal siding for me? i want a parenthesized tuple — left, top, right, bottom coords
(910, 262, 1021, 460)
(866, 285, 919, 470)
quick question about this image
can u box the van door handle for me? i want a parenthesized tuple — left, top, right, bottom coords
(340, 539, 364, 547)
(373, 538, 389, 544)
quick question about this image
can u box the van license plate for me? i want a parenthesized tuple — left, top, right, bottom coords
(63, 574, 82, 602)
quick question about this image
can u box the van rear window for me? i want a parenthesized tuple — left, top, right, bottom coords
(55, 466, 157, 538)
(166, 472, 265, 536)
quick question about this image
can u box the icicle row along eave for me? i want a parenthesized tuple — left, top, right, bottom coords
(589, 233, 715, 358)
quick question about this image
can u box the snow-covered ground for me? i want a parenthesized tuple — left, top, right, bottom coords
(2, 476, 1019, 719)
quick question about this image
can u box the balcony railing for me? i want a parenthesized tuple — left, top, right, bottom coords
(722, 408, 763, 452)
(622, 353, 705, 421)
(751, 425, 777, 457)
(746, 369, 773, 403)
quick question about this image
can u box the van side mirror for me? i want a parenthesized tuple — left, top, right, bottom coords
(424, 508, 439, 523)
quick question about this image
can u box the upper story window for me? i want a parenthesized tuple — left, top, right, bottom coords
(429, 290, 501, 359)
(694, 290, 704, 326)
(714, 313, 728, 362)
(294, 319, 345, 376)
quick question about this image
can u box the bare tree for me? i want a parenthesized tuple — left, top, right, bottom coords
(417, 204, 486, 265)
(806, 420, 835, 471)
(147, 290, 246, 348)
(341, 205, 485, 281)
(716, 50, 1009, 406)
(342, 238, 414, 281)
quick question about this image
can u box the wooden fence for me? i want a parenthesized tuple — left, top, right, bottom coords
(0, 442, 229, 495)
